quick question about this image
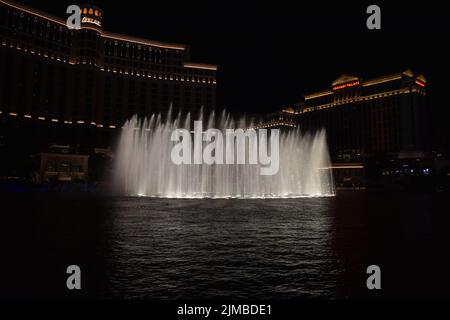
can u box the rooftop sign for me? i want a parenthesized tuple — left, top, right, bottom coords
(332, 81, 360, 91)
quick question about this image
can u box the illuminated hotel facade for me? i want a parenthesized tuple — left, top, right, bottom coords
(0, 0, 217, 131)
(262, 70, 430, 162)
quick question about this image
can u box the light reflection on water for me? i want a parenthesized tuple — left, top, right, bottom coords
(1, 190, 443, 299)
(103, 197, 341, 299)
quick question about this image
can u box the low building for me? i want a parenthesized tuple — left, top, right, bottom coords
(33, 145, 89, 183)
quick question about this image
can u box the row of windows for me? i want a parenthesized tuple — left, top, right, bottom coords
(303, 88, 418, 113)
(104, 57, 182, 72)
(1, 73, 215, 126)
(1, 6, 217, 81)
(103, 82, 213, 99)
(1, 8, 72, 45)
(296, 102, 417, 154)
(102, 65, 215, 83)
(2, 37, 217, 85)
(1, 36, 216, 84)
(1, 37, 71, 63)
(307, 81, 415, 106)
(1, 105, 217, 126)
(104, 41, 183, 66)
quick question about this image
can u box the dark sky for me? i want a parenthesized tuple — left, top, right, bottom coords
(18, 0, 450, 120)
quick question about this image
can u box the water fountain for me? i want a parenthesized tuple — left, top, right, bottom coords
(114, 110, 334, 198)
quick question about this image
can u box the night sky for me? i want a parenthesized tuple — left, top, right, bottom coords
(18, 1, 450, 130)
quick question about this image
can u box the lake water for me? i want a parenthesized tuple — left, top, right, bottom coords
(1, 190, 449, 299)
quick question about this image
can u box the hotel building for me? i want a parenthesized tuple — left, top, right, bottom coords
(262, 70, 430, 162)
(0, 0, 217, 131)
(258, 70, 431, 188)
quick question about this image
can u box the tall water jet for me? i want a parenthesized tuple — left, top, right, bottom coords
(114, 111, 334, 198)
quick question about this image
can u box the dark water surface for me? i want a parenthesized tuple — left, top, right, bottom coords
(104, 197, 338, 299)
(1, 191, 449, 299)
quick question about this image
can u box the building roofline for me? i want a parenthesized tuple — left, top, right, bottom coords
(304, 70, 422, 100)
(332, 74, 360, 86)
(1, 0, 67, 26)
(102, 31, 186, 51)
(1, 0, 189, 50)
(361, 73, 403, 87)
(38, 152, 89, 158)
(304, 90, 333, 100)
(183, 62, 218, 71)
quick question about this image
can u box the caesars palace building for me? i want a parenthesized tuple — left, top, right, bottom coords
(262, 70, 430, 162)
(0, 0, 217, 135)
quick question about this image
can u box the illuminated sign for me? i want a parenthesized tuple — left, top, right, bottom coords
(82, 17, 101, 27)
(332, 81, 360, 91)
(415, 80, 426, 88)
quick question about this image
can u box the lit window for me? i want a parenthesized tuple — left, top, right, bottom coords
(83, 8, 87, 14)
(94, 10, 99, 16)
(89, 8, 94, 15)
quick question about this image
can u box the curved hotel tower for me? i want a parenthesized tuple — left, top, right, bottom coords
(0, 0, 217, 132)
